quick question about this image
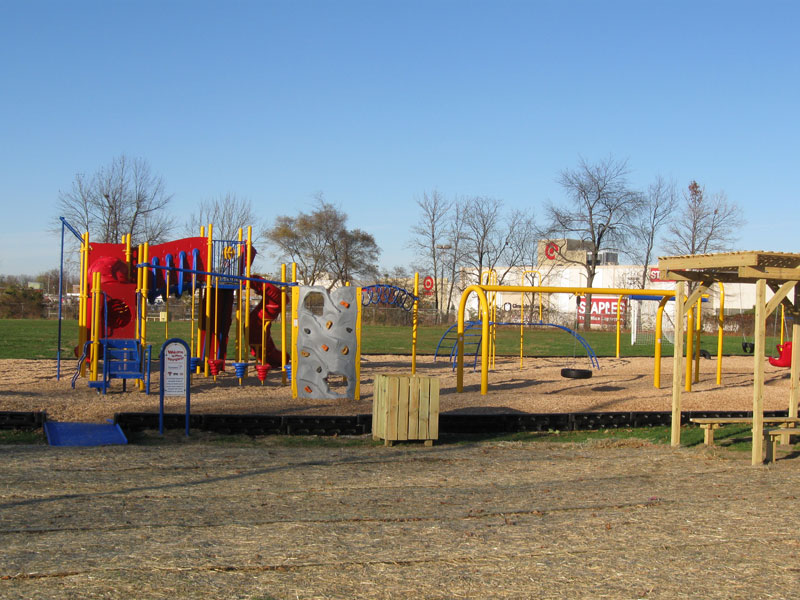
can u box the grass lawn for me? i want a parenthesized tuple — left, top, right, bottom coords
(0, 318, 779, 361)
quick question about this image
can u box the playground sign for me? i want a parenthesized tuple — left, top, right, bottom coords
(159, 338, 192, 437)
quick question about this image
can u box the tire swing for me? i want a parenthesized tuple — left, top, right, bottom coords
(561, 367, 592, 379)
(561, 295, 594, 380)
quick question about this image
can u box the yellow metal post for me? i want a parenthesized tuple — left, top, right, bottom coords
(519, 270, 542, 370)
(412, 272, 419, 375)
(124, 233, 132, 280)
(78, 232, 89, 377)
(141, 243, 149, 358)
(204, 224, 213, 377)
(164, 259, 170, 339)
(355, 286, 362, 400)
(281, 263, 288, 385)
(780, 305, 785, 346)
(615, 294, 622, 358)
(685, 303, 694, 392)
(291, 280, 298, 399)
(717, 282, 725, 385)
(245, 226, 253, 365)
(190, 249, 197, 370)
(654, 296, 668, 388)
(693, 300, 701, 384)
(90, 272, 101, 382)
(136, 244, 144, 389)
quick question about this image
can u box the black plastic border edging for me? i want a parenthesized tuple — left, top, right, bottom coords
(113, 410, 791, 437)
(0, 411, 46, 430)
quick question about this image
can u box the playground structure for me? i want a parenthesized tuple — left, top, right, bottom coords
(53, 215, 800, 465)
(57, 215, 423, 401)
(658, 251, 800, 465)
(58, 218, 291, 393)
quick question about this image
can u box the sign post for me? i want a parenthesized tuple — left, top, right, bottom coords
(159, 338, 192, 437)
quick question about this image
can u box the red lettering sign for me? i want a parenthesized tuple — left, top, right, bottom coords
(577, 297, 628, 326)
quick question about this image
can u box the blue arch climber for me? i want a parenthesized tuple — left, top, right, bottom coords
(360, 284, 418, 312)
(434, 320, 600, 371)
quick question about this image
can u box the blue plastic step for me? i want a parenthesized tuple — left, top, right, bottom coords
(44, 421, 128, 446)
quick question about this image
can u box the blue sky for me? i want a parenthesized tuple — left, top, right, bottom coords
(1, 0, 797, 277)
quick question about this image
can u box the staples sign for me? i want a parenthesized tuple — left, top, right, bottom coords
(648, 267, 673, 283)
(577, 297, 627, 326)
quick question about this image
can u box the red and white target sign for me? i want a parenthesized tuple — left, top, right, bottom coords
(423, 276, 434, 295)
(544, 241, 560, 260)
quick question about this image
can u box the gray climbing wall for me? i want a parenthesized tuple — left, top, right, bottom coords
(295, 286, 359, 399)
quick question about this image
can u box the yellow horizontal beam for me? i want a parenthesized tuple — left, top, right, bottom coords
(476, 284, 677, 297)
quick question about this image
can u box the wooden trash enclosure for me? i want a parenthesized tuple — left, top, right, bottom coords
(373, 374, 439, 446)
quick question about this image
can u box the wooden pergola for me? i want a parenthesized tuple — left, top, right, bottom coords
(658, 251, 800, 465)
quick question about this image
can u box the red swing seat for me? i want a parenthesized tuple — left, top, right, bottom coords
(768, 342, 793, 368)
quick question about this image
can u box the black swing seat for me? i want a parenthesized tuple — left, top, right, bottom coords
(561, 368, 592, 379)
(742, 341, 755, 354)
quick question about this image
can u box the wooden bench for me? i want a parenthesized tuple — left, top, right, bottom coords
(764, 427, 800, 463)
(690, 417, 800, 446)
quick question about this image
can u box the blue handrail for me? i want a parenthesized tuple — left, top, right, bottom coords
(360, 284, 418, 311)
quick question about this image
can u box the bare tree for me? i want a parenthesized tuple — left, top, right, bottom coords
(266, 197, 380, 289)
(666, 180, 743, 256)
(459, 196, 535, 286)
(56, 154, 174, 245)
(408, 190, 452, 320)
(546, 156, 643, 329)
(439, 198, 470, 319)
(327, 227, 380, 285)
(409, 194, 536, 320)
(185, 193, 265, 244)
(625, 176, 678, 287)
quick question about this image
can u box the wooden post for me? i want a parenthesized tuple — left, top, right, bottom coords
(671, 281, 685, 446)
(752, 278, 767, 465)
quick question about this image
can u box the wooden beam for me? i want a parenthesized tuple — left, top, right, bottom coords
(685, 283, 710, 308)
(752, 279, 767, 465)
(662, 271, 697, 282)
(664, 270, 741, 284)
(765, 281, 796, 318)
(659, 252, 758, 270)
(739, 266, 800, 281)
(671, 281, 685, 447)
(768, 282, 798, 316)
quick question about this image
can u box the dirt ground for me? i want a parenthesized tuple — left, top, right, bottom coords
(2, 438, 800, 599)
(0, 354, 795, 423)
